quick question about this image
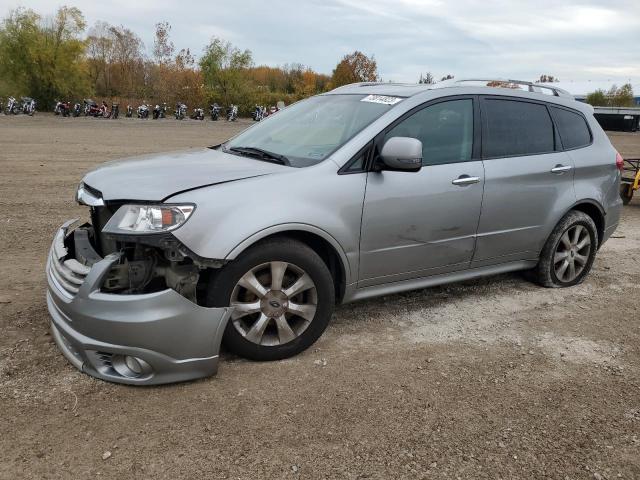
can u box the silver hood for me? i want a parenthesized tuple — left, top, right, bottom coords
(82, 148, 287, 201)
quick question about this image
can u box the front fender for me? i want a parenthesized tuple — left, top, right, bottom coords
(226, 222, 352, 282)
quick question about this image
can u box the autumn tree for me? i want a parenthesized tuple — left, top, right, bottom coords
(609, 84, 634, 107)
(0, 6, 88, 105)
(200, 37, 253, 106)
(86, 22, 146, 99)
(153, 21, 174, 65)
(331, 51, 378, 87)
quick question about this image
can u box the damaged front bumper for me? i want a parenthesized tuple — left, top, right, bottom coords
(46, 220, 232, 385)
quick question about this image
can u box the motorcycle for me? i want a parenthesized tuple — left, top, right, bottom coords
(83, 99, 100, 116)
(153, 103, 167, 119)
(110, 103, 119, 119)
(252, 105, 265, 122)
(125, 105, 133, 118)
(54, 101, 63, 115)
(21, 97, 36, 115)
(191, 107, 205, 121)
(5, 96, 18, 115)
(137, 103, 149, 119)
(175, 103, 187, 120)
(72, 103, 81, 117)
(210, 103, 221, 121)
(58, 101, 71, 117)
(227, 104, 238, 122)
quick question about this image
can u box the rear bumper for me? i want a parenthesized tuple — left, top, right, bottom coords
(46, 220, 232, 385)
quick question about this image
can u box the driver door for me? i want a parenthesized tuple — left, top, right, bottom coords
(358, 97, 484, 287)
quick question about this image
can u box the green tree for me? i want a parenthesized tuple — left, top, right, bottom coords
(199, 37, 253, 106)
(418, 72, 435, 84)
(331, 51, 378, 87)
(585, 89, 607, 106)
(0, 6, 88, 106)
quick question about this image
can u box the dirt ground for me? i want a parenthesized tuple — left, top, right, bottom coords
(1, 115, 639, 480)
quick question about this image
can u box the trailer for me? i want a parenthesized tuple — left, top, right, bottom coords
(593, 107, 640, 132)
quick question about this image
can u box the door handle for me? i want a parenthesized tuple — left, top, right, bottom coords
(452, 175, 480, 186)
(550, 164, 572, 174)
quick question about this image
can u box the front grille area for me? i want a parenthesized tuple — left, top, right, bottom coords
(48, 229, 91, 297)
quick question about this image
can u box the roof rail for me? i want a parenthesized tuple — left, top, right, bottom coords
(446, 78, 573, 98)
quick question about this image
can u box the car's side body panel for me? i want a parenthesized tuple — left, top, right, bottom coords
(170, 159, 366, 286)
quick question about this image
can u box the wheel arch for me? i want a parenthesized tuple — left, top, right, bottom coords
(225, 224, 351, 303)
(567, 199, 605, 247)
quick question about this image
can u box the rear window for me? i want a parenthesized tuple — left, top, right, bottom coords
(550, 106, 592, 150)
(482, 99, 554, 158)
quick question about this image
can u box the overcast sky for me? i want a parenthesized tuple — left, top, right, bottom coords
(2, 0, 639, 83)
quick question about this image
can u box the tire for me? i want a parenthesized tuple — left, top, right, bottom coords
(621, 184, 633, 205)
(206, 238, 335, 361)
(534, 210, 598, 288)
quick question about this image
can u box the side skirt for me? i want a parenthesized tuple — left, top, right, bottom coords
(343, 259, 538, 303)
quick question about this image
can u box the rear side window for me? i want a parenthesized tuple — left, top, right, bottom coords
(482, 99, 554, 158)
(550, 106, 591, 150)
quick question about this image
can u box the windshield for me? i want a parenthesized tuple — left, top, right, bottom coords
(225, 94, 401, 167)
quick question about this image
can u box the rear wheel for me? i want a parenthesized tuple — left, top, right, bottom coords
(534, 210, 598, 288)
(207, 238, 335, 361)
(621, 183, 634, 205)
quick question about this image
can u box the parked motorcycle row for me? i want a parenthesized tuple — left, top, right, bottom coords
(125, 102, 243, 122)
(3, 96, 36, 115)
(4, 97, 282, 121)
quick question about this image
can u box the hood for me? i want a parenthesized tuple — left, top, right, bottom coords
(82, 148, 287, 201)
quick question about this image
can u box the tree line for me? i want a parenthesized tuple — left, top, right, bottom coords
(0, 6, 380, 113)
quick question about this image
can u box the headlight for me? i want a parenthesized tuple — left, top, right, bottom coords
(102, 204, 195, 234)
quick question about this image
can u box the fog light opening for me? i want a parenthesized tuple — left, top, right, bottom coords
(112, 354, 152, 378)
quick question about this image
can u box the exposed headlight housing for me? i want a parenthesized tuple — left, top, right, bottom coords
(102, 204, 195, 235)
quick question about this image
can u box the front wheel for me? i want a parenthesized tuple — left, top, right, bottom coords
(206, 238, 335, 361)
(534, 210, 598, 288)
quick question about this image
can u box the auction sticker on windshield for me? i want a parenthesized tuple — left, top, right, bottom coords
(360, 95, 403, 105)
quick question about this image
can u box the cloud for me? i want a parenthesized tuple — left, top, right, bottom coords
(1, 0, 638, 82)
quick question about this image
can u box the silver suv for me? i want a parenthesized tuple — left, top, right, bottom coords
(47, 79, 623, 384)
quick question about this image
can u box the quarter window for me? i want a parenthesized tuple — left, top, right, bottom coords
(384, 99, 473, 166)
(482, 99, 554, 158)
(550, 106, 592, 150)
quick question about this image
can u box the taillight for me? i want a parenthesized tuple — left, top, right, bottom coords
(616, 152, 624, 171)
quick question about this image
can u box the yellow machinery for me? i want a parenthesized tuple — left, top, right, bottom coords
(620, 158, 640, 205)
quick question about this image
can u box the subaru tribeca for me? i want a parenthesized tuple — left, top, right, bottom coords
(46, 79, 623, 384)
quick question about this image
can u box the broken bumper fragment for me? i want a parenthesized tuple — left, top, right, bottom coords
(46, 220, 232, 385)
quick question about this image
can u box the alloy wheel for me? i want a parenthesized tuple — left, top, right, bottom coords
(553, 224, 591, 283)
(229, 262, 318, 346)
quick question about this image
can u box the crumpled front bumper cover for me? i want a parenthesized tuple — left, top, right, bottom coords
(46, 220, 232, 385)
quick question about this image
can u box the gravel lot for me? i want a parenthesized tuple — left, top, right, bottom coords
(1, 115, 639, 479)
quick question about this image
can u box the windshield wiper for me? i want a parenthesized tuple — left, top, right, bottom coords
(227, 146, 290, 166)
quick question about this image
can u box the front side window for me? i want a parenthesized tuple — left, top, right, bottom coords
(550, 106, 592, 150)
(384, 99, 473, 166)
(482, 99, 554, 158)
(225, 94, 400, 168)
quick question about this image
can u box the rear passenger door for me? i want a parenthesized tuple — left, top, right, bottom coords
(472, 96, 577, 266)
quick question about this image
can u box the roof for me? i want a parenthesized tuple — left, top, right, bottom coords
(327, 79, 573, 100)
(327, 82, 436, 98)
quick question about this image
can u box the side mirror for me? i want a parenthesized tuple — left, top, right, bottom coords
(379, 137, 422, 172)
